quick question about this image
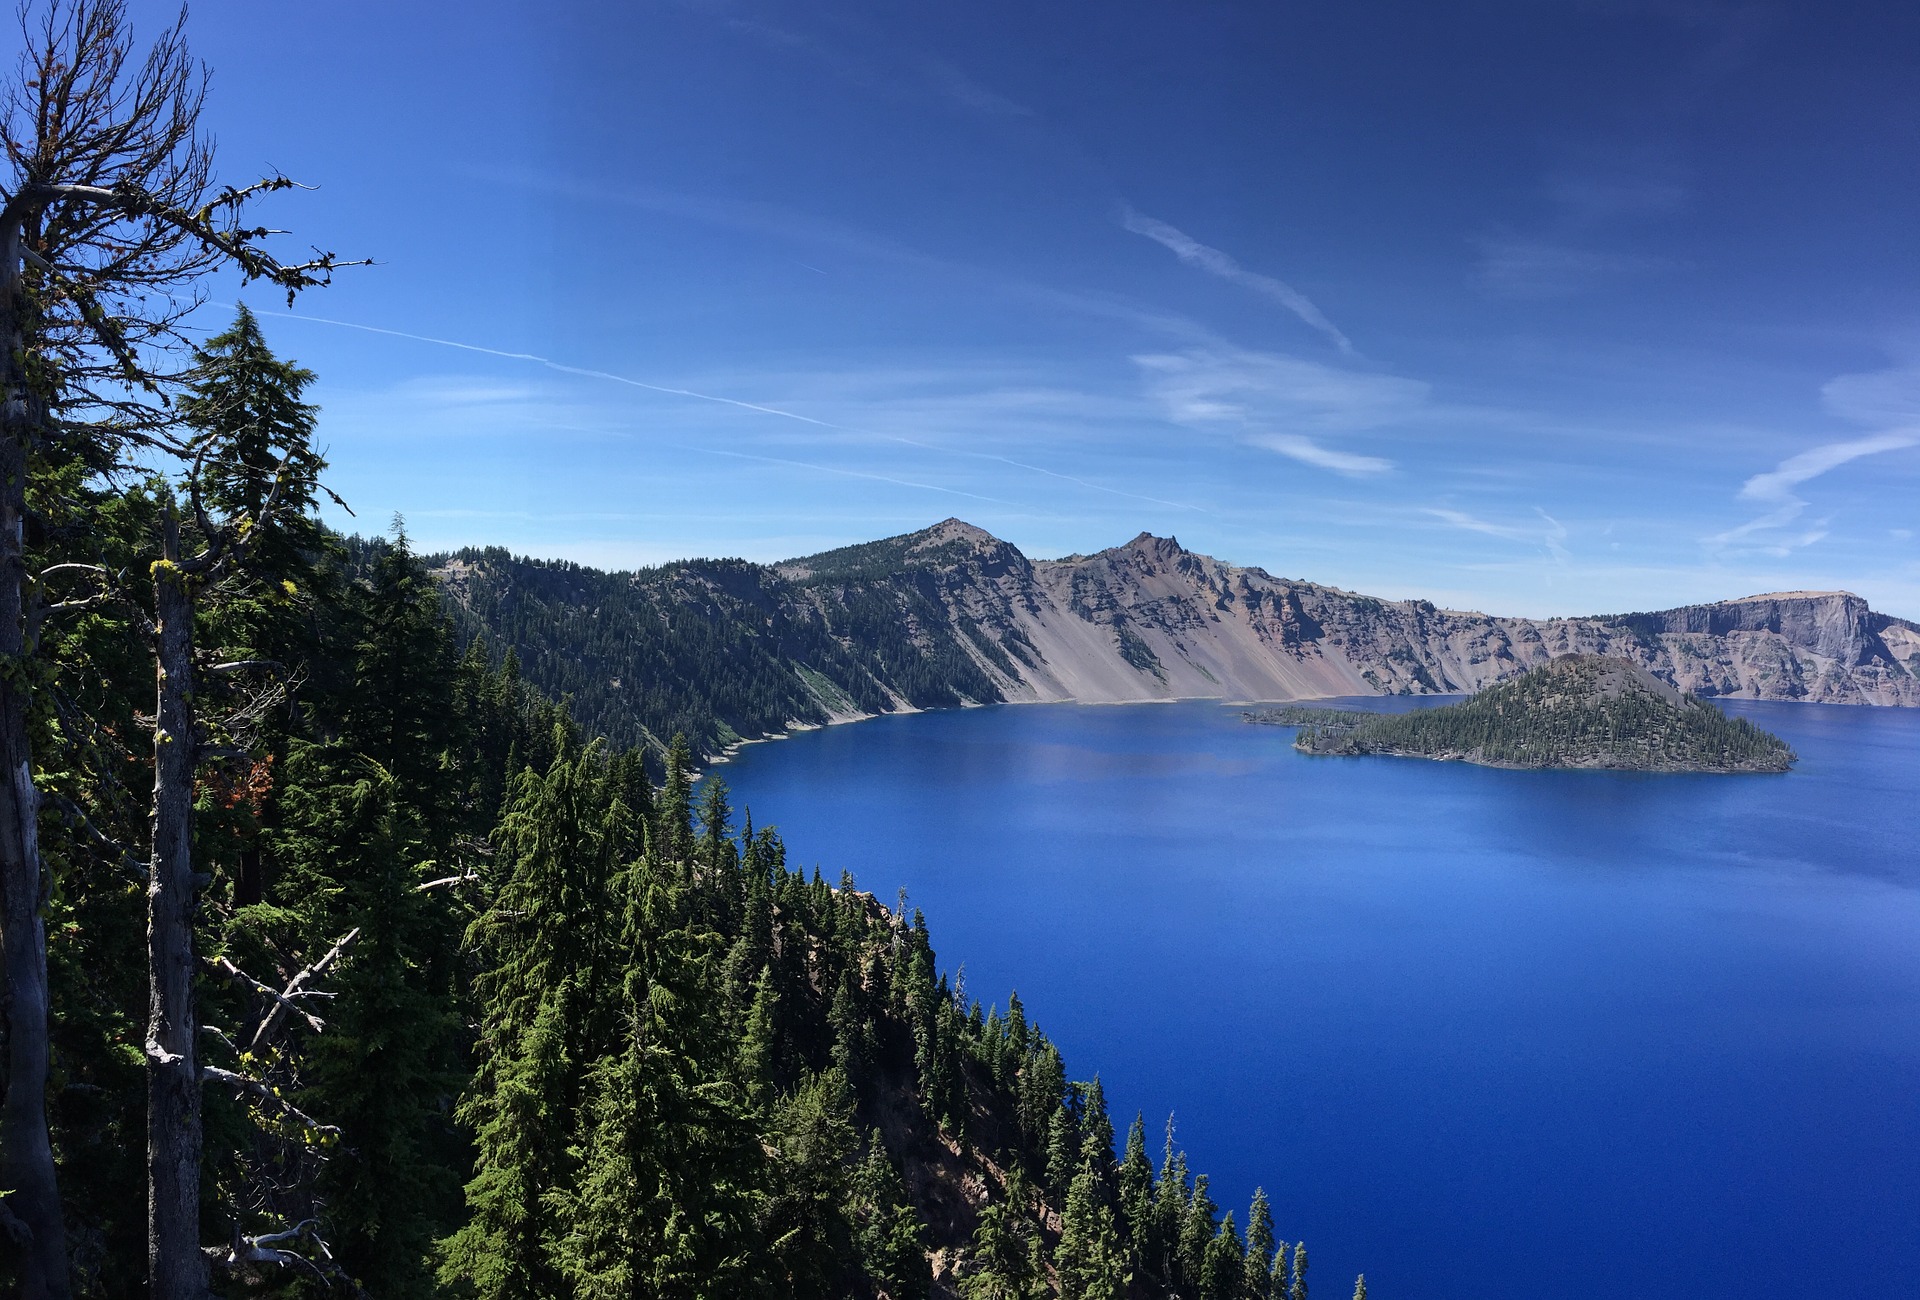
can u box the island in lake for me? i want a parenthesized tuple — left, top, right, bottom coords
(1247, 654, 1797, 772)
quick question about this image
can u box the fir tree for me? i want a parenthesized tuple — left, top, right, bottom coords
(1044, 1101, 1079, 1198)
(1290, 1242, 1310, 1300)
(850, 1133, 932, 1300)
(1200, 1210, 1245, 1300)
(1117, 1113, 1154, 1257)
(1180, 1173, 1221, 1290)
(1244, 1188, 1277, 1300)
(1056, 1165, 1129, 1300)
(959, 1167, 1047, 1300)
(1352, 1275, 1367, 1300)
(738, 965, 780, 1106)
(439, 742, 624, 1298)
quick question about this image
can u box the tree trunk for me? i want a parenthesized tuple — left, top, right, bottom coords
(0, 218, 71, 1300)
(147, 509, 205, 1299)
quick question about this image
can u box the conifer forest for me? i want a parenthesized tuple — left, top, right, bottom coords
(0, 3, 1362, 1297)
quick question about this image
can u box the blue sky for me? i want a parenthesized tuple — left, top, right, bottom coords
(107, 0, 1920, 617)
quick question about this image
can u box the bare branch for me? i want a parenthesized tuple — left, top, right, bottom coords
(205, 954, 324, 1036)
(249, 926, 358, 1052)
(198, 1065, 338, 1138)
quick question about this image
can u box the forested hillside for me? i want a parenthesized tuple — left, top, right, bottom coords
(0, 9, 1370, 1295)
(433, 542, 1010, 759)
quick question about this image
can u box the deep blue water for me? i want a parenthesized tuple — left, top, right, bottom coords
(714, 697, 1920, 1299)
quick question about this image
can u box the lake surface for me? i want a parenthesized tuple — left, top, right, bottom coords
(715, 697, 1920, 1299)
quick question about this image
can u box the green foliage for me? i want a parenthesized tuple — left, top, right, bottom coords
(1057, 1164, 1130, 1300)
(850, 1134, 932, 1300)
(959, 1167, 1047, 1300)
(430, 532, 1016, 763)
(1285, 656, 1796, 771)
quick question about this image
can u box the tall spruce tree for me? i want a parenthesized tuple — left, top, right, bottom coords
(1057, 1164, 1129, 1300)
(439, 740, 624, 1298)
(1245, 1188, 1277, 1299)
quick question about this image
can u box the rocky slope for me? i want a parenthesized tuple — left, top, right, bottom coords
(432, 519, 1920, 760)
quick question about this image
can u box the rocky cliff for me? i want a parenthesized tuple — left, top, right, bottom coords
(433, 519, 1920, 759)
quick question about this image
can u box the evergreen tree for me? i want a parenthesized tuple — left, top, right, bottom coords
(1290, 1242, 1310, 1300)
(1180, 1173, 1221, 1290)
(1352, 1275, 1366, 1300)
(761, 1069, 860, 1296)
(262, 747, 462, 1293)
(1244, 1189, 1277, 1300)
(959, 1167, 1046, 1300)
(1200, 1211, 1245, 1300)
(1078, 1077, 1117, 1187)
(850, 1133, 932, 1300)
(739, 965, 780, 1106)
(1151, 1116, 1191, 1286)
(439, 742, 624, 1298)
(1056, 1165, 1129, 1300)
(1044, 1101, 1079, 1198)
(1117, 1113, 1154, 1256)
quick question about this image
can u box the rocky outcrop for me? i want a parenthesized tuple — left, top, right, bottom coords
(838, 521, 1920, 709)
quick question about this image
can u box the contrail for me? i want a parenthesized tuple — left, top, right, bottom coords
(247, 305, 1207, 512)
(244, 306, 844, 428)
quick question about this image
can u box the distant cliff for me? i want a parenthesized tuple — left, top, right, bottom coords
(1274, 655, 1796, 773)
(432, 520, 1920, 760)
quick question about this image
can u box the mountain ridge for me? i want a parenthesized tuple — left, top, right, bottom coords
(431, 520, 1920, 761)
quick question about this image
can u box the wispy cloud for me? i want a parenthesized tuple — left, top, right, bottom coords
(1247, 434, 1391, 476)
(1821, 360, 1920, 426)
(1708, 431, 1916, 555)
(1134, 347, 1425, 435)
(1119, 206, 1355, 355)
(1475, 150, 1687, 299)
(1737, 432, 1918, 502)
(1425, 506, 1570, 562)
(1132, 347, 1418, 476)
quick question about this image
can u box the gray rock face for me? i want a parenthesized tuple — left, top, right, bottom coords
(844, 521, 1920, 708)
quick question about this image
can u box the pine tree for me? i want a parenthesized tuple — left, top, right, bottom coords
(1290, 1242, 1310, 1300)
(1056, 1165, 1129, 1300)
(1044, 1101, 1079, 1198)
(1200, 1210, 1245, 1300)
(1117, 1113, 1153, 1256)
(439, 742, 623, 1298)
(1078, 1077, 1116, 1189)
(1180, 1173, 1220, 1291)
(1352, 1275, 1367, 1300)
(1244, 1188, 1277, 1299)
(1151, 1116, 1191, 1286)
(761, 1069, 860, 1295)
(959, 1167, 1046, 1300)
(262, 747, 462, 1293)
(738, 965, 779, 1105)
(850, 1133, 931, 1300)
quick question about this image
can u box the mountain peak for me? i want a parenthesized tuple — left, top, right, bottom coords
(919, 518, 1000, 547)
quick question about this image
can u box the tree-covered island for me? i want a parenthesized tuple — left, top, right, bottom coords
(1247, 656, 1796, 773)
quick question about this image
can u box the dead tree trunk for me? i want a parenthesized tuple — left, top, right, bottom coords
(147, 508, 205, 1299)
(0, 211, 71, 1300)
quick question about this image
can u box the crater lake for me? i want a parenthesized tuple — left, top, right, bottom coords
(713, 696, 1920, 1299)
